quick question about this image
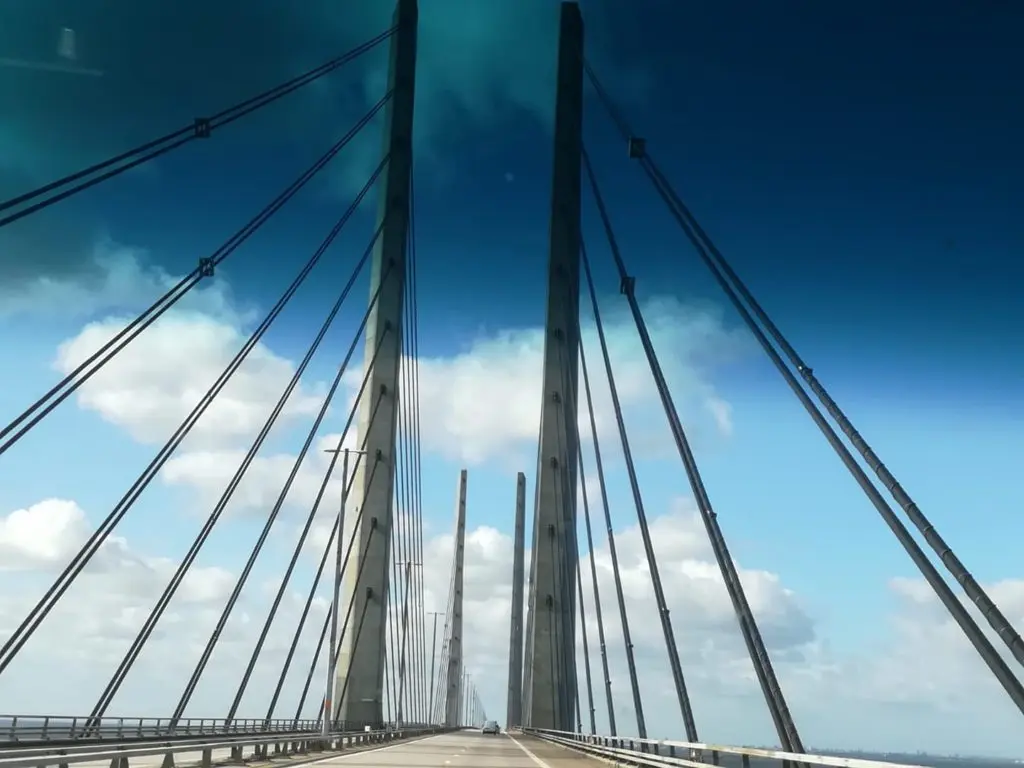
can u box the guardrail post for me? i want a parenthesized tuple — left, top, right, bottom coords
(200, 747, 211, 768)
(109, 754, 128, 768)
(160, 751, 174, 768)
(57, 748, 69, 768)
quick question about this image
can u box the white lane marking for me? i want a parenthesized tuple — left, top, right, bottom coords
(507, 734, 555, 768)
(285, 732, 445, 765)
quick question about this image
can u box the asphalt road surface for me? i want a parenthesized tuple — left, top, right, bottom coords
(289, 730, 608, 768)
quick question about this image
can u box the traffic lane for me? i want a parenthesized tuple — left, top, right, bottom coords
(310, 730, 570, 767)
(507, 734, 612, 768)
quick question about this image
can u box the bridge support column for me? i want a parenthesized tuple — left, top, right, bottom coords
(335, 0, 419, 729)
(506, 472, 527, 729)
(523, 0, 584, 732)
(443, 470, 468, 726)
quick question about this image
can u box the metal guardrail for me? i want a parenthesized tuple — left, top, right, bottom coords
(0, 731, 322, 760)
(0, 716, 321, 745)
(522, 728, 935, 768)
(0, 725, 449, 768)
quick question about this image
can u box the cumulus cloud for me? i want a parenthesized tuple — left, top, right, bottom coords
(168, 296, 744, 507)
(7, 255, 1023, 757)
(0, 497, 330, 715)
(161, 431, 365, 521)
(412, 297, 747, 465)
(47, 273, 745, 518)
(0, 493, 443, 719)
(1, 488, 1023, 757)
(54, 308, 322, 449)
(0, 240, 252, 321)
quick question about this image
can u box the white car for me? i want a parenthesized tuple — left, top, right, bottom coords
(481, 720, 500, 734)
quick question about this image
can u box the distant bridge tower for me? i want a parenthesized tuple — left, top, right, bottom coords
(444, 470, 468, 727)
(506, 472, 527, 729)
(522, 1, 584, 732)
(335, 0, 419, 728)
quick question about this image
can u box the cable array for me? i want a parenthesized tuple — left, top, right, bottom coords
(431, 548, 460, 724)
(0, 90, 393, 459)
(6, 3, 1011, 754)
(541, 52, 1024, 748)
(580, 58, 1024, 722)
(0, 29, 394, 230)
(523, 42, 806, 750)
(0, 23, 443, 733)
(379, 153, 429, 727)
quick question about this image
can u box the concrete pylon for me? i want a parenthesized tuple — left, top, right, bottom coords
(523, 1, 584, 732)
(444, 470, 468, 727)
(506, 472, 527, 729)
(335, 0, 419, 729)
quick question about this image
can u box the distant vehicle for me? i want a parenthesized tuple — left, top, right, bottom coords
(481, 720, 500, 735)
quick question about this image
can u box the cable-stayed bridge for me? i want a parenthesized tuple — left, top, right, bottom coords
(0, 2, 1020, 767)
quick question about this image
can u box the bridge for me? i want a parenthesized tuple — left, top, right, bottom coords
(0, 1, 1020, 767)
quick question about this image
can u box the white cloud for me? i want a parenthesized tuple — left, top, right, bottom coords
(0, 499, 89, 569)
(160, 432, 364, 520)
(7, 270, 1023, 757)
(426, 504, 1024, 757)
(389, 297, 748, 466)
(0, 497, 330, 716)
(1, 490, 1023, 757)
(67, 289, 747, 519)
(0, 498, 232, 597)
(0, 240, 251, 322)
(0, 494, 445, 721)
(54, 309, 323, 449)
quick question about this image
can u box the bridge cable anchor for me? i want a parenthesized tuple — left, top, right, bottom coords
(198, 257, 215, 278)
(627, 136, 646, 159)
(193, 117, 212, 139)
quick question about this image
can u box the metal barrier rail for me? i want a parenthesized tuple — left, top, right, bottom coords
(0, 725, 449, 768)
(0, 716, 321, 744)
(521, 728, 935, 768)
(0, 730, 328, 760)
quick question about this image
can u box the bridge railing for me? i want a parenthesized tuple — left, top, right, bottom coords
(1, 715, 343, 744)
(0, 725, 451, 768)
(522, 728, 934, 768)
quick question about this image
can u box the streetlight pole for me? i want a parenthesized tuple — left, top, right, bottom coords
(322, 446, 367, 737)
(427, 610, 443, 724)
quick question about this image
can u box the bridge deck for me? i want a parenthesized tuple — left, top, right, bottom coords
(337, 731, 601, 767)
(64, 731, 601, 768)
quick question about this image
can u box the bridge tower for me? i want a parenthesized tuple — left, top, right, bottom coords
(334, 0, 419, 729)
(444, 470, 468, 726)
(506, 472, 527, 729)
(523, 1, 585, 732)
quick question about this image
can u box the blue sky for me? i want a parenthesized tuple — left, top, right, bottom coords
(0, 0, 1022, 759)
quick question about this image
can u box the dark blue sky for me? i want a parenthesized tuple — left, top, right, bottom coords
(1, 0, 1021, 396)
